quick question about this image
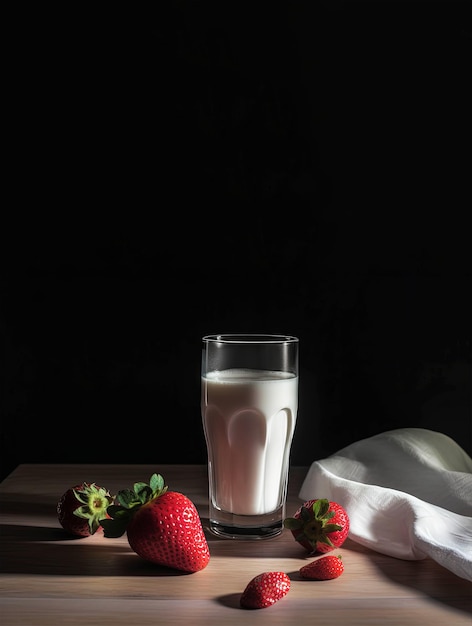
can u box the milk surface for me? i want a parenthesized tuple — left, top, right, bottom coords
(202, 368, 298, 516)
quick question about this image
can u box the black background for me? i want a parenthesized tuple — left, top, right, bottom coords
(2, 1, 471, 480)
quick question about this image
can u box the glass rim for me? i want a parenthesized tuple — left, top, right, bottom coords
(202, 334, 299, 345)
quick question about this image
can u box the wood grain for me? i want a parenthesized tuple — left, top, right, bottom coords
(1, 464, 471, 625)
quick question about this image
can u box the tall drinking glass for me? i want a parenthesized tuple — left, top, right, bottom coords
(201, 334, 299, 539)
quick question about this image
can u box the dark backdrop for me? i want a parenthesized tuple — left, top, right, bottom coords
(2, 2, 471, 480)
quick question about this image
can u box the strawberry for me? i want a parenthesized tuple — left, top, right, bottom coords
(240, 571, 291, 609)
(57, 482, 114, 537)
(299, 554, 344, 580)
(101, 473, 210, 573)
(283, 498, 349, 553)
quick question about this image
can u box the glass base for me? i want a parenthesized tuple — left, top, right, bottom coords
(209, 520, 283, 540)
(208, 504, 285, 540)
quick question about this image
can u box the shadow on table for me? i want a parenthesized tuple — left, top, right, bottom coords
(0, 495, 59, 518)
(0, 523, 192, 577)
(216, 593, 243, 609)
(371, 547, 472, 616)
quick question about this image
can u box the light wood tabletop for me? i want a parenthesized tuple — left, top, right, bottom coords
(1, 463, 471, 625)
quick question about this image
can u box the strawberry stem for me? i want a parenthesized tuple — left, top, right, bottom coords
(72, 483, 114, 535)
(283, 498, 343, 552)
(101, 473, 168, 538)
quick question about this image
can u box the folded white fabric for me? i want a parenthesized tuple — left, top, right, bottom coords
(299, 428, 472, 582)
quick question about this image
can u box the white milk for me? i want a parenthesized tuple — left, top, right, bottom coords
(201, 368, 298, 516)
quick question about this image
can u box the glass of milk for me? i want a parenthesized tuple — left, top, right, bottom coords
(201, 334, 299, 539)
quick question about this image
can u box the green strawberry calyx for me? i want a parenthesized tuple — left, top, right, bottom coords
(73, 482, 114, 535)
(100, 473, 168, 538)
(283, 498, 342, 551)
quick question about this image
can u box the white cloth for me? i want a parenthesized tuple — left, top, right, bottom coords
(299, 428, 472, 582)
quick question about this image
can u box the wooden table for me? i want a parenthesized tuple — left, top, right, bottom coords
(1, 464, 471, 625)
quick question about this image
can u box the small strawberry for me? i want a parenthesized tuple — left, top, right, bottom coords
(299, 554, 344, 580)
(240, 571, 291, 609)
(101, 473, 210, 573)
(283, 498, 349, 553)
(57, 482, 114, 537)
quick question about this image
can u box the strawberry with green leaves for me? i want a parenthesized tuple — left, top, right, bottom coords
(240, 571, 291, 609)
(101, 473, 210, 573)
(284, 498, 349, 553)
(299, 554, 344, 580)
(57, 482, 114, 537)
